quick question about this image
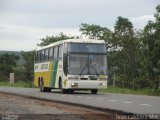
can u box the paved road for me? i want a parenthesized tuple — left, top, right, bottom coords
(0, 87, 159, 114)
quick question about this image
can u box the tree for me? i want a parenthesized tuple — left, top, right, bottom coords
(79, 23, 112, 48)
(112, 16, 141, 89)
(21, 51, 35, 84)
(143, 5, 160, 92)
(38, 32, 76, 47)
(0, 53, 19, 81)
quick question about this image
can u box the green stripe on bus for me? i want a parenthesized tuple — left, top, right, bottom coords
(50, 60, 58, 87)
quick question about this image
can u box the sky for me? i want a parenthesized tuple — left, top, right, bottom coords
(0, 0, 159, 51)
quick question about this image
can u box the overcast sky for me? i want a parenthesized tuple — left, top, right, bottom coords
(0, 0, 159, 51)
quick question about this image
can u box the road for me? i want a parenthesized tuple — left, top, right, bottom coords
(0, 87, 160, 114)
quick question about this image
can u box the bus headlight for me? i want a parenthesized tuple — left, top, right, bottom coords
(99, 83, 106, 86)
(71, 82, 78, 87)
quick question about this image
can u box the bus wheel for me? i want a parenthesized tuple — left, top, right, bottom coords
(39, 80, 44, 92)
(43, 87, 51, 92)
(46, 88, 51, 92)
(68, 89, 74, 94)
(91, 89, 98, 94)
(40, 80, 51, 92)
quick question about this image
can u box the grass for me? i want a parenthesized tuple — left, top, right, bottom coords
(100, 86, 160, 96)
(0, 81, 33, 88)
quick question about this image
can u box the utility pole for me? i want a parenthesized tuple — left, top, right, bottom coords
(9, 73, 14, 84)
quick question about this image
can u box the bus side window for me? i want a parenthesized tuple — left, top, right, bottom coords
(63, 43, 68, 54)
(49, 47, 54, 59)
(38, 51, 41, 61)
(45, 49, 49, 60)
(58, 45, 62, 59)
(37, 52, 39, 62)
(41, 50, 45, 61)
(54, 46, 58, 59)
(63, 54, 68, 75)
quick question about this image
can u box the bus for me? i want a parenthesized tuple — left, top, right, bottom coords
(34, 39, 108, 94)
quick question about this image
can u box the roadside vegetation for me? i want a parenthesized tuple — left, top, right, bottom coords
(100, 86, 160, 96)
(0, 81, 33, 88)
(0, 5, 160, 95)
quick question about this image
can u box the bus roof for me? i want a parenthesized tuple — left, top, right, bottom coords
(36, 39, 105, 51)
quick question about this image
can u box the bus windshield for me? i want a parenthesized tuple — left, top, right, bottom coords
(68, 54, 107, 75)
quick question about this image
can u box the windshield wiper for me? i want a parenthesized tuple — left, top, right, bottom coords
(91, 65, 99, 76)
(79, 63, 88, 75)
(89, 57, 99, 76)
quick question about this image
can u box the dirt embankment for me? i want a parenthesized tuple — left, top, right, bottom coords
(0, 92, 116, 120)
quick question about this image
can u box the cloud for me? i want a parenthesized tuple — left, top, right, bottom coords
(130, 15, 155, 29)
(0, 23, 80, 51)
(0, 0, 158, 51)
(131, 15, 155, 22)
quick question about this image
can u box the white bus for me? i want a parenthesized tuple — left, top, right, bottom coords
(34, 39, 108, 94)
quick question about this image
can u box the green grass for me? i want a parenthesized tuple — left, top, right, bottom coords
(100, 86, 160, 96)
(0, 81, 33, 88)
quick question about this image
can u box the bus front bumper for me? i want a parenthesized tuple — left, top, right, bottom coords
(66, 80, 107, 89)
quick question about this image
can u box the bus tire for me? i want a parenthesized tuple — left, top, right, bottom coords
(43, 87, 51, 92)
(47, 88, 51, 92)
(39, 79, 51, 92)
(39, 79, 44, 92)
(68, 89, 74, 94)
(91, 89, 98, 94)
